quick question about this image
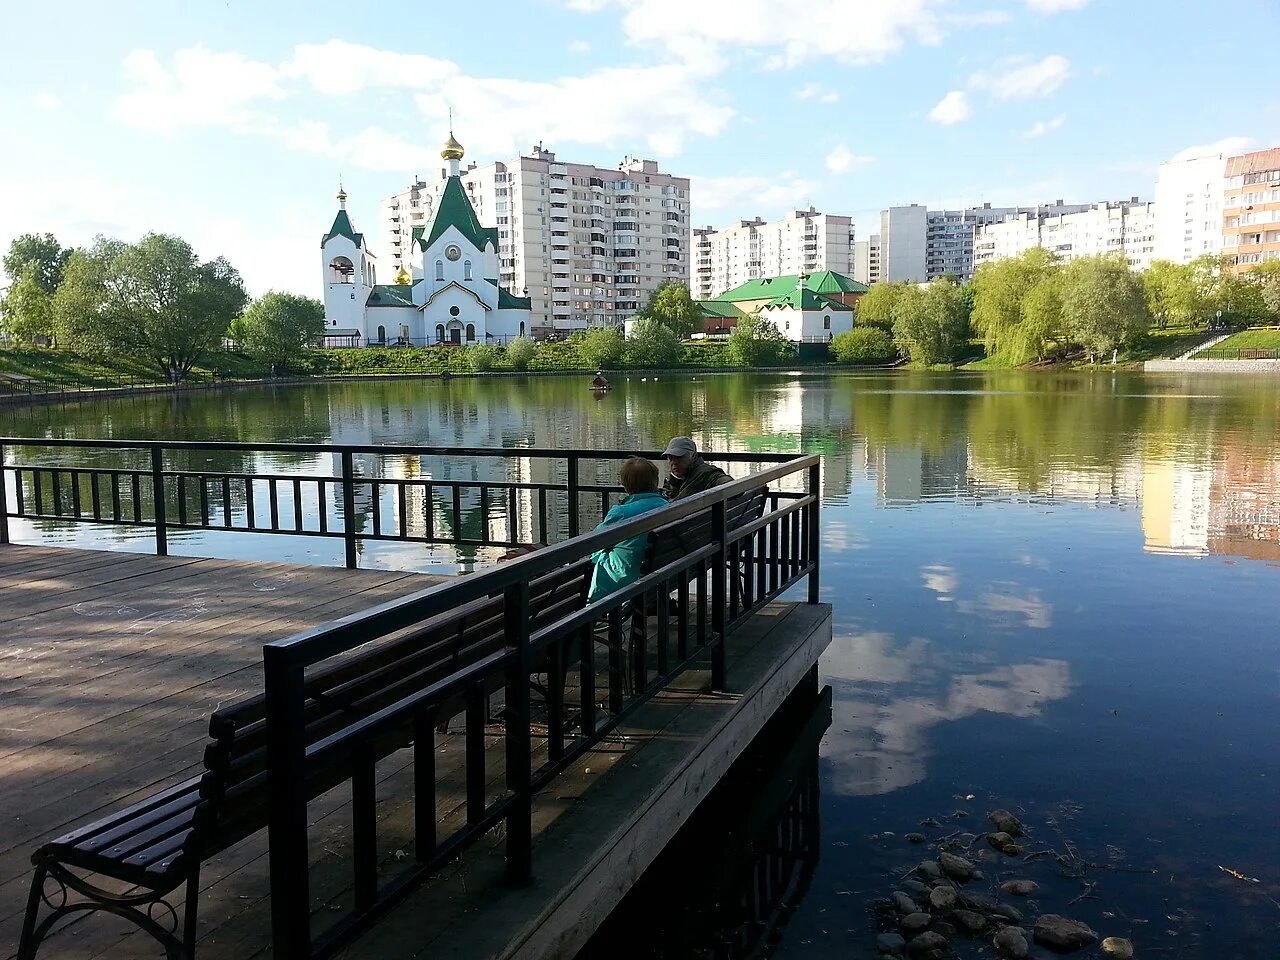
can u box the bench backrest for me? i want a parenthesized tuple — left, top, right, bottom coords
(645, 486, 767, 575)
(193, 559, 591, 853)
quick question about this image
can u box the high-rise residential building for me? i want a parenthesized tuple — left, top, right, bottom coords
(879, 205, 928, 282)
(690, 208, 855, 299)
(381, 143, 690, 335)
(1154, 151, 1227, 264)
(852, 233, 881, 286)
(1222, 147, 1280, 273)
(972, 199, 1157, 271)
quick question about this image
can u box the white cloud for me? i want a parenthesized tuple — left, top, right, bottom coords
(568, 39, 592, 54)
(948, 10, 1012, 26)
(112, 44, 734, 164)
(1026, 0, 1091, 12)
(34, 91, 62, 111)
(1168, 136, 1254, 163)
(929, 90, 971, 125)
(572, 0, 950, 68)
(692, 171, 820, 222)
(796, 82, 839, 103)
(1023, 114, 1066, 138)
(970, 54, 1071, 100)
(825, 145, 873, 174)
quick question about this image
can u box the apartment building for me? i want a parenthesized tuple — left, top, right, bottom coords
(1222, 147, 1280, 272)
(690, 208, 855, 300)
(1154, 151, 1227, 263)
(852, 233, 881, 286)
(973, 199, 1157, 271)
(381, 144, 690, 335)
(878, 205, 928, 282)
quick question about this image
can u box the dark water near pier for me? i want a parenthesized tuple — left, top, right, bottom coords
(4, 370, 1279, 957)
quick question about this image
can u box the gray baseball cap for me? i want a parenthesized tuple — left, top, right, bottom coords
(662, 436, 697, 457)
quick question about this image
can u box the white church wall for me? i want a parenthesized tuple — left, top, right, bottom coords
(322, 235, 371, 334)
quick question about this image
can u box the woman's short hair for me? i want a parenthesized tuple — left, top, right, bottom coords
(620, 456, 659, 494)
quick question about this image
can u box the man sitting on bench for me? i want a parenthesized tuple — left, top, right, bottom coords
(588, 457, 669, 603)
(661, 436, 732, 501)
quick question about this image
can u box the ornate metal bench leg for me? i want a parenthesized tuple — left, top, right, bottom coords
(182, 866, 200, 958)
(16, 862, 48, 960)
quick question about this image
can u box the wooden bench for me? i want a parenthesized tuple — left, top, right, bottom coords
(17, 561, 591, 960)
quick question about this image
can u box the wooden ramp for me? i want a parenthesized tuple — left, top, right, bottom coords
(0, 544, 448, 958)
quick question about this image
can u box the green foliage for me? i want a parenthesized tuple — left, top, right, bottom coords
(580, 327, 626, 369)
(971, 248, 1061, 362)
(1262, 278, 1280, 318)
(830, 327, 898, 364)
(1060, 254, 1151, 359)
(54, 234, 248, 379)
(505, 336, 536, 371)
(725, 312, 791, 366)
(1189, 254, 1268, 326)
(625, 319, 682, 368)
(3, 233, 70, 294)
(230, 292, 324, 367)
(465, 343, 501, 372)
(855, 282, 906, 329)
(891, 278, 970, 365)
(1142, 260, 1202, 329)
(1, 267, 56, 344)
(640, 281, 701, 338)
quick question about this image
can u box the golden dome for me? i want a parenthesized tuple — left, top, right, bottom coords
(336, 182, 347, 203)
(441, 132, 465, 161)
(394, 265, 412, 285)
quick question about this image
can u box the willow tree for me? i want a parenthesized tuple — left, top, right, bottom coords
(970, 248, 1060, 362)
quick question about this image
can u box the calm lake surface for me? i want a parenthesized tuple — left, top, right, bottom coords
(4, 370, 1279, 957)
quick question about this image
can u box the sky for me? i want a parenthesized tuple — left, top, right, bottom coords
(2, 0, 1278, 297)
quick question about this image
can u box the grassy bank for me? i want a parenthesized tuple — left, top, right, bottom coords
(1212, 327, 1280, 351)
(0, 347, 272, 388)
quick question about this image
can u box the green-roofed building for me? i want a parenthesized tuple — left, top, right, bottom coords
(320, 133, 532, 349)
(691, 270, 865, 342)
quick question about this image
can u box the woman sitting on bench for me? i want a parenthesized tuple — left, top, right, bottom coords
(588, 457, 668, 602)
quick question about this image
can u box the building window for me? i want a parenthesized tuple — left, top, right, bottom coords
(450, 305, 460, 317)
(435, 260, 444, 280)
(464, 259, 472, 281)
(328, 256, 354, 284)
(376, 325, 386, 344)
(519, 321, 526, 337)
(465, 323, 476, 342)
(435, 324, 445, 342)
(823, 315, 831, 330)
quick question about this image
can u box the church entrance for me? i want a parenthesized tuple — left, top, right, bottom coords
(447, 320, 463, 345)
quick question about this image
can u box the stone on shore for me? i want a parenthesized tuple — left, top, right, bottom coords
(893, 892, 918, 914)
(1033, 914, 1098, 952)
(1101, 936, 1134, 959)
(901, 912, 932, 934)
(938, 851, 975, 881)
(992, 926, 1030, 959)
(917, 860, 943, 879)
(988, 809, 1026, 837)
(903, 879, 931, 896)
(877, 932, 907, 955)
(906, 931, 949, 960)
(929, 885, 957, 910)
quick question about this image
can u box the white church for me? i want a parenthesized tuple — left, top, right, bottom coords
(321, 132, 532, 347)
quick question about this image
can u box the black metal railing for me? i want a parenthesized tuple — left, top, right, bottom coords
(260, 454, 821, 958)
(1193, 346, 1280, 360)
(0, 439, 796, 564)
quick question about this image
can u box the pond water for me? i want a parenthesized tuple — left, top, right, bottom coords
(4, 370, 1279, 957)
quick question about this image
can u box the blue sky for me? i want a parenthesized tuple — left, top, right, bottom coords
(2, 0, 1277, 296)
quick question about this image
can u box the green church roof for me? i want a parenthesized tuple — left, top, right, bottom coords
(366, 284, 416, 307)
(497, 287, 532, 309)
(426, 177, 499, 252)
(763, 288, 854, 311)
(695, 300, 747, 319)
(322, 209, 364, 247)
(714, 271, 868, 302)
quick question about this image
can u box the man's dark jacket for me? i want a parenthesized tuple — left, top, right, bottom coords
(662, 457, 732, 501)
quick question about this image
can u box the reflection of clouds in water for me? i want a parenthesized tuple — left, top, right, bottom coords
(822, 630, 1071, 796)
(958, 583, 1052, 629)
(822, 519, 868, 552)
(1016, 552, 1050, 570)
(920, 563, 957, 601)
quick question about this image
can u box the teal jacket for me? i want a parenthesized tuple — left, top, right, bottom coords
(588, 491, 668, 603)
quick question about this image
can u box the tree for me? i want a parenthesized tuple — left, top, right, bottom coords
(465, 343, 501, 372)
(229, 292, 324, 367)
(830, 327, 897, 364)
(625, 318, 682, 367)
(1060, 254, 1151, 360)
(971, 248, 1060, 361)
(581, 327, 625, 368)
(3, 233, 70, 294)
(641, 281, 701, 339)
(54, 234, 248, 380)
(1142, 260, 1201, 330)
(1262, 277, 1280, 319)
(855, 282, 906, 329)
(505, 336, 536, 371)
(891, 278, 969, 365)
(1018, 273, 1065, 361)
(725, 312, 791, 366)
(0, 267, 56, 343)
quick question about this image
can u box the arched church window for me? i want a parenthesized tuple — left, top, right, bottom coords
(463, 260, 472, 281)
(823, 315, 831, 330)
(435, 324, 445, 343)
(376, 325, 386, 344)
(465, 323, 476, 342)
(328, 256, 354, 284)
(519, 321, 525, 337)
(435, 260, 444, 280)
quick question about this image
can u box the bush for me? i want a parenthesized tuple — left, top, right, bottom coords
(625, 319, 682, 367)
(726, 313, 791, 366)
(465, 343, 501, 372)
(505, 336, 535, 371)
(831, 327, 897, 364)
(581, 327, 625, 369)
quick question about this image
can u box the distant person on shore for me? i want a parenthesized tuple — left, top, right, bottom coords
(661, 437, 732, 501)
(587, 457, 667, 603)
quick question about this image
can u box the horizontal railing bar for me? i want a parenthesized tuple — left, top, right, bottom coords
(264, 455, 819, 667)
(731, 495, 816, 542)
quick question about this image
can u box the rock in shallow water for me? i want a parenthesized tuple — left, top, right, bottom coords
(876, 931, 907, 955)
(917, 860, 943, 879)
(893, 892, 918, 914)
(993, 926, 1030, 959)
(903, 879, 931, 896)
(905, 832, 927, 844)
(938, 851, 975, 881)
(987, 831, 1013, 849)
(929, 885, 957, 910)
(1101, 936, 1134, 959)
(952, 909, 986, 933)
(1033, 914, 1098, 952)
(906, 931, 949, 960)
(901, 912, 932, 934)
(1000, 879, 1039, 896)
(988, 809, 1026, 837)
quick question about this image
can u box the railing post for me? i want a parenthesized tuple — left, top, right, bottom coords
(807, 462, 821, 604)
(150, 446, 167, 556)
(0, 442, 9, 545)
(341, 450, 358, 569)
(503, 580, 533, 885)
(710, 499, 727, 690)
(566, 454, 580, 540)
(264, 650, 311, 959)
